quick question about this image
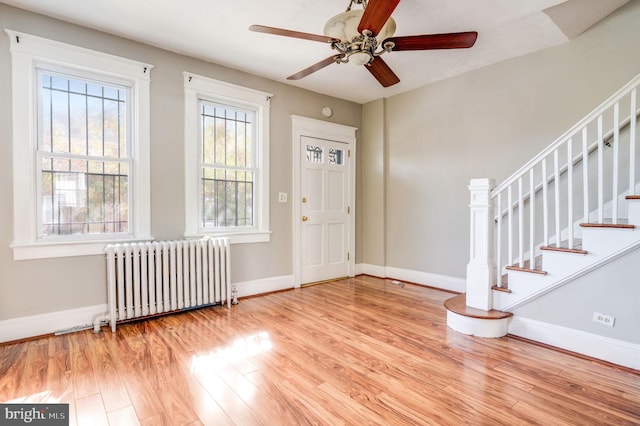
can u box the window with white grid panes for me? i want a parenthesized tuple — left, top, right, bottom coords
(38, 72, 131, 237)
(200, 101, 255, 228)
(183, 72, 271, 243)
(7, 31, 152, 259)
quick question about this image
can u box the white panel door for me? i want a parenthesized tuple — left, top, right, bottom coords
(300, 136, 350, 284)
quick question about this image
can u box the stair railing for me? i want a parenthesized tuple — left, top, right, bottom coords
(466, 73, 639, 310)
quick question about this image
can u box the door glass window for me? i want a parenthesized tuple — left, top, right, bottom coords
(329, 148, 343, 165)
(306, 145, 323, 163)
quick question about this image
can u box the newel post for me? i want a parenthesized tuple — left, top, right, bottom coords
(466, 178, 496, 311)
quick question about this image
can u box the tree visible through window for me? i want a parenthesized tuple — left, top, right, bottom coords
(38, 72, 130, 236)
(200, 101, 255, 229)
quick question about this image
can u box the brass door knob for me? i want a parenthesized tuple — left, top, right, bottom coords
(302, 216, 308, 222)
(302, 197, 307, 203)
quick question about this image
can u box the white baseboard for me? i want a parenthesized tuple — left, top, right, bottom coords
(356, 263, 465, 293)
(0, 304, 107, 343)
(356, 263, 386, 278)
(235, 274, 294, 298)
(509, 316, 640, 370)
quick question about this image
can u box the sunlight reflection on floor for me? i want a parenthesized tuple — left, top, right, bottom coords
(190, 331, 272, 374)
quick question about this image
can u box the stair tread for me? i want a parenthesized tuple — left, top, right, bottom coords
(444, 294, 512, 320)
(580, 219, 634, 229)
(505, 256, 547, 275)
(540, 243, 588, 254)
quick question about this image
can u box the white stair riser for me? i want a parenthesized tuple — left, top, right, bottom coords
(541, 250, 591, 278)
(581, 227, 640, 257)
(629, 200, 640, 225)
(502, 271, 549, 299)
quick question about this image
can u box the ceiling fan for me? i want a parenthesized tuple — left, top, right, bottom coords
(249, 0, 478, 87)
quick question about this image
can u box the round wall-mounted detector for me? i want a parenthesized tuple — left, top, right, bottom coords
(322, 106, 333, 118)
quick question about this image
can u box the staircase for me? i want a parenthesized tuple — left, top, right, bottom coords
(446, 73, 640, 346)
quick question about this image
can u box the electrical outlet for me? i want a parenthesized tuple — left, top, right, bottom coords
(278, 192, 287, 203)
(593, 312, 615, 327)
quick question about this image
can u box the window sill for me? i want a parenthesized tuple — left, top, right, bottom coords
(11, 237, 154, 261)
(185, 230, 271, 245)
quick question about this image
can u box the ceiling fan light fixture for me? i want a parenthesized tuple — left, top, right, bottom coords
(323, 9, 396, 43)
(348, 51, 373, 66)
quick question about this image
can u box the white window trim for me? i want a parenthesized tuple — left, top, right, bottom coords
(183, 72, 271, 244)
(6, 30, 153, 260)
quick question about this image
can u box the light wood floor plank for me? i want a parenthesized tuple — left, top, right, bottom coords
(1, 276, 638, 425)
(107, 405, 139, 426)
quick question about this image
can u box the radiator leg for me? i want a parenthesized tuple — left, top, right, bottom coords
(232, 283, 239, 305)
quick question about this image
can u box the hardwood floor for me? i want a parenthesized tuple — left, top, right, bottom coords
(1, 275, 639, 425)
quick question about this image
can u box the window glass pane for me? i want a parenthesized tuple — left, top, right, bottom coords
(69, 93, 87, 155)
(103, 86, 119, 100)
(306, 145, 323, 163)
(69, 80, 86, 94)
(199, 100, 256, 230)
(87, 83, 102, 97)
(41, 82, 52, 152)
(51, 76, 67, 91)
(329, 148, 344, 165)
(201, 166, 253, 229)
(103, 99, 120, 157)
(40, 157, 129, 236)
(38, 72, 130, 237)
(51, 89, 69, 153)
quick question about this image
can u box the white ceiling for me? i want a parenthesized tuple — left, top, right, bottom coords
(0, 0, 628, 104)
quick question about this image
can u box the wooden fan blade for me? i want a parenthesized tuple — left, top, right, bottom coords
(385, 32, 478, 51)
(287, 55, 344, 80)
(358, 0, 401, 37)
(365, 56, 400, 87)
(250, 25, 339, 44)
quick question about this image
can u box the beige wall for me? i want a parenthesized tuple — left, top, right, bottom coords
(0, 4, 361, 320)
(358, 99, 386, 266)
(361, 0, 640, 278)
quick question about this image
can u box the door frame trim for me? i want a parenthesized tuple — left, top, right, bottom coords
(291, 115, 357, 288)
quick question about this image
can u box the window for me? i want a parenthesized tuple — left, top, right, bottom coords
(200, 101, 254, 228)
(7, 30, 152, 260)
(184, 73, 271, 243)
(39, 73, 130, 236)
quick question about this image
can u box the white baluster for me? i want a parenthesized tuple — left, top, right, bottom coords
(554, 149, 560, 247)
(598, 115, 604, 222)
(567, 139, 573, 248)
(582, 128, 589, 223)
(542, 158, 549, 246)
(507, 185, 513, 266)
(613, 102, 620, 224)
(529, 169, 535, 267)
(496, 192, 502, 287)
(518, 177, 524, 268)
(630, 89, 637, 195)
